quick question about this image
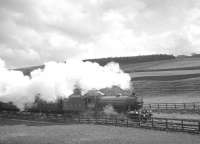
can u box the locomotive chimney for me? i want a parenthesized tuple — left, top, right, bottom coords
(130, 82, 136, 97)
(72, 84, 82, 96)
(73, 87, 81, 95)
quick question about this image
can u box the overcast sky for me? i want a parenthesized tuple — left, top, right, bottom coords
(0, 0, 200, 68)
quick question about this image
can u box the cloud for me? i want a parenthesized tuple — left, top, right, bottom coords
(0, 0, 200, 68)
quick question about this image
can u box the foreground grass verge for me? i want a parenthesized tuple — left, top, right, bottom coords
(0, 119, 200, 144)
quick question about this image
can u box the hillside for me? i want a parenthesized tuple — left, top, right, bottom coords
(12, 56, 200, 103)
(122, 57, 200, 81)
(84, 54, 175, 66)
(124, 57, 200, 103)
(14, 54, 175, 75)
(121, 57, 200, 72)
(133, 78, 200, 97)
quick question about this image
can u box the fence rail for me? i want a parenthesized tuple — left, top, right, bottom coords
(0, 113, 200, 134)
(143, 102, 200, 112)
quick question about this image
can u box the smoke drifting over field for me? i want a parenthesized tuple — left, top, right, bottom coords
(0, 59, 131, 108)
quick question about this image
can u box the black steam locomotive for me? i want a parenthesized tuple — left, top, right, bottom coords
(1, 88, 151, 121)
(63, 88, 144, 118)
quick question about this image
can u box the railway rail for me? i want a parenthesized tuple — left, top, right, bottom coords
(0, 113, 200, 134)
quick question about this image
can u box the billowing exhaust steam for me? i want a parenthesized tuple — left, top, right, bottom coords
(103, 105, 118, 115)
(0, 59, 131, 109)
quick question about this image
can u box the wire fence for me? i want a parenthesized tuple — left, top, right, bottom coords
(143, 102, 200, 112)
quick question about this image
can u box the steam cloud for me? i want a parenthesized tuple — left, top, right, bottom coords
(0, 59, 131, 109)
(103, 105, 118, 115)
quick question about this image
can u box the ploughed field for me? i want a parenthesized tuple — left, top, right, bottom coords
(0, 119, 200, 144)
(120, 57, 200, 103)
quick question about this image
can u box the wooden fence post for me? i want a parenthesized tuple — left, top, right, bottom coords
(151, 118, 154, 128)
(127, 119, 129, 127)
(183, 103, 186, 110)
(181, 120, 184, 130)
(193, 104, 196, 110)
(165, 119, 168, 130)
(63, 115, 65, 122)
(198, 122, 200, 132)
(115, 118, 117, 126)
(95, 116, 97, 124)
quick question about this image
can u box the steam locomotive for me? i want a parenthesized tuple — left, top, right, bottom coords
(0, 88, 151, 121)
(63, 88, 146, 119)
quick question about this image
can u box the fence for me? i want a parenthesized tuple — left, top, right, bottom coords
(143, 102, 200, 112)
(77, 116, 200, 134)
(0, 113, 200, 134)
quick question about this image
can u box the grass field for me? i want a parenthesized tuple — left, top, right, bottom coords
(124, 58, 200, 104)
(0, 119, 200, 144)
(122, 57, 200, 81)
(130, 70, 200, 78)
(133, 77, 200, 98)
(133, 81, 200, 104)
(143, 94, 200, 104)
(146, 57, 200, 70)
(121, 57, 200, 72)
(153, 112, 200, 120)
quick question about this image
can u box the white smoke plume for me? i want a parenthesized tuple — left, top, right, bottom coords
(103, 105, 118, 115)
(0, 59, 131, 109)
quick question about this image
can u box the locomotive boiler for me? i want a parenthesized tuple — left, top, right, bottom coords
(96, 94, 143, 113)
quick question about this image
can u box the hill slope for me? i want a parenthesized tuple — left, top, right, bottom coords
(12, 56, 200, 103)
(122, 57, 200, 103)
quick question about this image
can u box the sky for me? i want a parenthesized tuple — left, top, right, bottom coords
(0, 0, 200, 68)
